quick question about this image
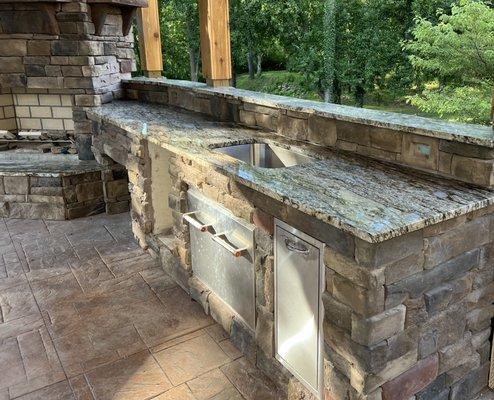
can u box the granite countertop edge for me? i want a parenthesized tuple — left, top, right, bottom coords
(125, 77, 494, 148)
(87, 102, 494, 244)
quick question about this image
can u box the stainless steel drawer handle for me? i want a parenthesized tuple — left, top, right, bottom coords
(182, 212, 212, 232)
(212, 232, 248, 258)
(285, 237, 310, 255)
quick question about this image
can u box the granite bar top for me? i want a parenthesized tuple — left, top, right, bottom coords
(88, 100, 494, 243)
(0, 157, 103, 177)
(126, 77, 494, 148)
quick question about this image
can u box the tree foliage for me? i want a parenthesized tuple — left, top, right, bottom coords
(147, 0, 493, 124)
(406, 0, 494, 123)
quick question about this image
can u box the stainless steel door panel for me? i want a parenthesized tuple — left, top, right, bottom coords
(188, 189, 255, 329)
(275, 220, 324, 399)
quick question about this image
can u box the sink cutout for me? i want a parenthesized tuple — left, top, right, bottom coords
(214, 143, 315, 169)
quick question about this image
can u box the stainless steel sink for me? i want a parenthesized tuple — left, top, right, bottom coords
(214, 143, 315, 169)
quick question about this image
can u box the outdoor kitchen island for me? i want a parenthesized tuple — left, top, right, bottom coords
(87, 79, 494, 400)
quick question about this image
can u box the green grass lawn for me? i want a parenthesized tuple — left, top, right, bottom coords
(236, 70, 433, 118)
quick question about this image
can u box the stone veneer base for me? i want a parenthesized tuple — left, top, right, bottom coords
(91, 106, 494, 400)
(0, 158, 130, 220)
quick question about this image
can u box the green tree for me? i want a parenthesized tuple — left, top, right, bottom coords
(406, 0, 494, 124)
(158, 0, 200, 81)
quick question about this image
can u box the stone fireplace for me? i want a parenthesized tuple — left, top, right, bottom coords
(0, 0, 142, 158)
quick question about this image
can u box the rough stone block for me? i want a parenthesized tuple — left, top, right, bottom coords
(322, 292, 352, 331)
(369, 127, 402, 153)
(387, 249, 479, 299)
(252, 208, 274, 235)
(438, 333, 474, 375)
(4, 176, 29, 195)
(416, 374, 450, 400)
(451, 155, 494, 186)
(255, 306, 274, 357)
(0, 40, 27, 56)
(308, 115, 337, 147)
(208, 292, 234, 334)
(0, 57, 24, 73)
(424, 284, 453, 315)
(423, 216, 489, 268)
(384, 253, 424, 285)
(440, 140, 494, 160)
(278, 114, 308, 141)
(75, 181, 104, 202)
(401, 134, 439, 171)
(418, 331, 439, 359)
(104, 179, 129, 200)
(355, 230, 423, 269)
(351, 305, 406, 346)
(382, 354, 438, 400)
(27, 40, 51, 56)
(325, 247, 384, 289)
(106, 200, 130, 215)
(449, 363, 489, 400)
(336, 121, 371, 146)
(333, 273, 384, 317)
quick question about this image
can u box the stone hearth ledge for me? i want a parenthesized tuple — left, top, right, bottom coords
(87, 100, 494, 243)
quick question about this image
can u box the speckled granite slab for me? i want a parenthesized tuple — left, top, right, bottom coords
(88, 101, 494, 243)
(0, 158, 103, 177)
(126, 77, 494, 148)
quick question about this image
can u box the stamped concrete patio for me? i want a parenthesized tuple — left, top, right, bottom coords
(0, 213, 279, 400)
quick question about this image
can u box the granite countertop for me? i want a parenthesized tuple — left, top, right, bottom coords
(127, 77, 494, 148)
(0, 156, 103, 177)
(88, 100, 494, 243)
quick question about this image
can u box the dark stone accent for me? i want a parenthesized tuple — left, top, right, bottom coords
(418, 330, 439, 359)
(387, 249, 479, 298)
(75, 134, 95, 161)
(424, 284, 453, 315)
(230, 318, 256, 363)
(52, 40, 78, 56)
(450, 363, 489, 400)
(416, 374, 450, 400)
(25, 64, 45, 77)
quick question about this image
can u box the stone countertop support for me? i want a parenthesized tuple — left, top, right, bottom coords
(126, 77, 494, 148)
(87, 100, 494, 243)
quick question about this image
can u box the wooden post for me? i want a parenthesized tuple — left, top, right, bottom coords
(198, 0, 232, 87)
(136, 0, 163, 78)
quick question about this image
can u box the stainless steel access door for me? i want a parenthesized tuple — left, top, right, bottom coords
(187, 189, 256, 329)
(275, 219, 324, 399)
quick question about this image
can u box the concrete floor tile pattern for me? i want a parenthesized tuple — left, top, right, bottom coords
(0, 213, 279, 400)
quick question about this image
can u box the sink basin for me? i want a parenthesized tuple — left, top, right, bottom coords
(214, 143, 315, 169)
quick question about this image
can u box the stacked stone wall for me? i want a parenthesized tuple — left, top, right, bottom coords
(0, 1, 135, 157)
(0, 167, 129, 220)
(124, 80, 494, 187)
(93, 112, 494, 399)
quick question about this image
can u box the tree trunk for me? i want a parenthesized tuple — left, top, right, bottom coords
(491, 86, 494, 128)
(322, 0, 337, 103)
(247, 51, 255, 80)
(189, 48, 198, 81)
(355, 85, 365, 108)
(185, 11, 199, 82)
(334, 79, 342, 104)
(256, 54, 262, 77)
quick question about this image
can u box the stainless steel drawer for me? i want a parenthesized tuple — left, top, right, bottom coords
(186, 189, 255, 329)
(275, 219, 324, 399)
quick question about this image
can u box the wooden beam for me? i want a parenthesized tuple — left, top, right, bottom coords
(136, 0, 163, 78)
(198, 0, 232, 87)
